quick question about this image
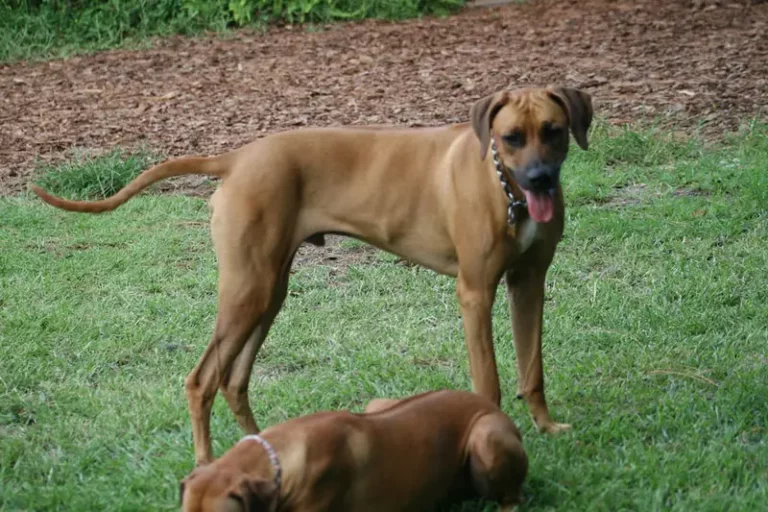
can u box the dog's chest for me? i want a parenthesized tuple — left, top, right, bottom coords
(512, 218, 546, 254)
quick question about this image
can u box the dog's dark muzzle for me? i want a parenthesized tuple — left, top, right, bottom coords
(514, 163, 561, 193)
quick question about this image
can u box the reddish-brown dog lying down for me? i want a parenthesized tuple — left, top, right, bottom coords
(180, 390, 528, 512)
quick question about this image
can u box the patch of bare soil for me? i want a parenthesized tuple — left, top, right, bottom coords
(1, 0, 765, 263)
(292, 236, 380, 269)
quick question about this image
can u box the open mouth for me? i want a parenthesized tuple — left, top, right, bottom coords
(522, 188, 555, 223)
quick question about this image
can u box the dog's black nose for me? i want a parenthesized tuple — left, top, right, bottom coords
(526, 168, 554, 190)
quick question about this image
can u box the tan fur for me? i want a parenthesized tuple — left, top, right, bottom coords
(31, 87, 593, 464)
(180, 390, 527, 512)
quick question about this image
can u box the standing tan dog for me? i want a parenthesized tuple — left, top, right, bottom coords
(31, 86, 593, 465)
(180, 390, 528, 512)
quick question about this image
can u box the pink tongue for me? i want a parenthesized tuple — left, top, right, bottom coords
(523, 190, 554, 223)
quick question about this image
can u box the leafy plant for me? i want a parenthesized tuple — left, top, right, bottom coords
(1, 0, 467, 62)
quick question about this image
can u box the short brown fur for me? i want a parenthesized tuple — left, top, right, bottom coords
(31, 87, 593, 464)
(181, 390, 528, 512)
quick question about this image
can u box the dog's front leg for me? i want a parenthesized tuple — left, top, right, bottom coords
(457, 273, 501, 405)
(505, 268, 570, 433)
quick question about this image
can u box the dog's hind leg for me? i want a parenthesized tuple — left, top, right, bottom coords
(219, 262, 293, 435)
(185, 188, 296, 465)
(185, 273, 275, 465)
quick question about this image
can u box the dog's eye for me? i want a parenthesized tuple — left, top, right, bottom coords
(541, 123, 564, 141)
(502, 131, 525, 148)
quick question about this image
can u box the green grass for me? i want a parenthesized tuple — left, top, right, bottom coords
(32, 148, 158, 200)
(1, 123, 767, 510)
(0, 0, 466, 62)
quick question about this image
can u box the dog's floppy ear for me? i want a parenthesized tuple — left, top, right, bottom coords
(179, 471, 198, 507)
(227, 477, 278, 512)
(470, 92, 508, 161)
(548, 87, 593, 150)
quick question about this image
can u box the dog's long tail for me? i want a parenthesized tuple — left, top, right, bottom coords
(30, 154, 232, 213)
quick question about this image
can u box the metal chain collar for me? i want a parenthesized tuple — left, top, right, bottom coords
(240, 434, 282, 493)
(490, 136, 527, 225)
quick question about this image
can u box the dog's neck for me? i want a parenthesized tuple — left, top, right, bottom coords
(488, 135, 549, 253)
(489, 135, 528, 225)
(240, 434, 282, 494)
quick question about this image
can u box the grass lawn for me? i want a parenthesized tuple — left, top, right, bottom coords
(1, 123, 767, 511)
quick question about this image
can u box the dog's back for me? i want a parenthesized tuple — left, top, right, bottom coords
(351, 390, 516, 510)
(272, 390, 513, 511)
(183, 390, 524, 511)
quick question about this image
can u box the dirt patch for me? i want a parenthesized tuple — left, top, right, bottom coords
(600, 183, 650, 208)
(292, 235, 381, 269)
(601, 182, 713, 208)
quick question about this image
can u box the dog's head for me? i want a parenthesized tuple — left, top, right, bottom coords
(470, 87, 593, 223)
(180, 466, 278, 512)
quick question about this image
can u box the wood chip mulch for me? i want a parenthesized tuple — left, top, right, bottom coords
(1, 0, 766, 196)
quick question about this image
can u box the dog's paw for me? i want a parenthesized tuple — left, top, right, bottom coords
(537, 421, 571, 434)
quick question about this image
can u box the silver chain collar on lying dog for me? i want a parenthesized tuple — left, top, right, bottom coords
(240, 434, 282, 492)
(490, 136, 527, 225)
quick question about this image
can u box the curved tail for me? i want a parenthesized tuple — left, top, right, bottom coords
(30, 154, 231, 213)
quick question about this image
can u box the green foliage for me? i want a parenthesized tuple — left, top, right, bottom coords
(0, 0, 466, 62)
(33, 149, 157, 200)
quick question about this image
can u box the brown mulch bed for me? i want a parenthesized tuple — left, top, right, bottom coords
(1, 0, 766, 198)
